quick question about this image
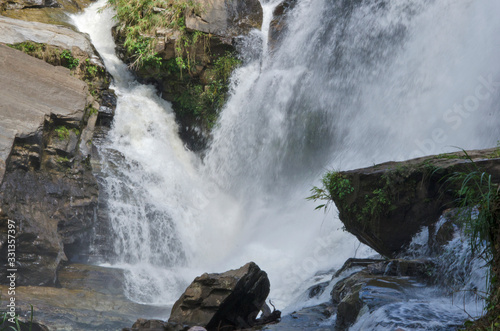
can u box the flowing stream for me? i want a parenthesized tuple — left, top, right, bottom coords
(73, 0, 500, 328)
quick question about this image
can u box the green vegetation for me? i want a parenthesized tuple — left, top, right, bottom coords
(1, 304, 33, 331)
(446, 151, 498, 263)
(445, 152, 500, 330)
(174, 52, 241, 128)
(8, 41, 44, 54)
(106, 0, 203, 69)
(60, 50, 79, 69)
(362, 188, 391, 217)
(55, 126, 70, 140)
(307, 171, 354, 211)
(56, 156, 70, 163)
(106, 0, 242, 131)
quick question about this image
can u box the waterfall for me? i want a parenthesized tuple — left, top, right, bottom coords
(73, 0, 500, 324)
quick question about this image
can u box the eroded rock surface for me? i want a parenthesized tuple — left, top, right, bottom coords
(185, 0, 263, 39)
(0, 44, 98, 285)
(168, 262, 272, 330)
(329, 148, 500, 257)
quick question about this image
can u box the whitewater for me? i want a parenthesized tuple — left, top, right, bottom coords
(72, 0, 500, 328)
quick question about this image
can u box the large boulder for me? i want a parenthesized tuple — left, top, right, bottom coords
(326, 148, 500, 257)
(185, 0, 263, 39)
(168, 262, 272, 330)
(0, 44, 98, 285)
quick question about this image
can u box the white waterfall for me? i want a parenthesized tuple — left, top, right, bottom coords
(72, 0, 500, 326)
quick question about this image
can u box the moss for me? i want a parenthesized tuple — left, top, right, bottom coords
(55, 126, 70, 140)
(106, 0, 203, 70)
(173, 52, 241, 129)
(307, 171, 354, 210)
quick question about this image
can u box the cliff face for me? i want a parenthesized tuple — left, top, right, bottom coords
(0, 44, 99, 285)
(320, 148, 500, 257)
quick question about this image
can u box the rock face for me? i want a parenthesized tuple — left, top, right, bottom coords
(269, 0, 297, 50)
(169, 262, 271, 330)
(328, 148, 500, 257)
(185, 0, 263, 39)
(0, 44, 98, 286)
(0, 15, 97, 57)
(0, 0, 58, 10)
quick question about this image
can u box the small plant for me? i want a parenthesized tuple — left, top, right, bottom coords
(56, 156, 70, 163)
(106, 0, 203, 69)
(446, 150, 499, 262)
(1, 304, 34, 331)
(60, 50, 79, 69)
(88, 107, 98, 116)
(307, 171, 354, 210)
(54, 126, 70, 140)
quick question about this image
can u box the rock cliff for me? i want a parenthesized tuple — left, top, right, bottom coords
(0, 40, 109, 285)
(318, 148, 500, 257)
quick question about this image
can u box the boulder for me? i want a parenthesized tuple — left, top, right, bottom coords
(326, 148, 500, 257)
(0, 44, 97, 285)
(168, 262, 273, 330)
(185, 0, 263, 39)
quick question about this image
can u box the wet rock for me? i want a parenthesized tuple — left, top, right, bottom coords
(331, 258, 435, 329)
(168, 262, 275, 330)
(269, 0, 297, 50)
(0, 265, 168, 330)
(328, 148, 500, 257)
(262, 304, 333, 331)
(185, 0, 263, 39)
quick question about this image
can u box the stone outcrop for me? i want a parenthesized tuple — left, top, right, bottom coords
(0, 15, 97, 58)
(0, 0, 94, 27)
(269, 0, 297, 50)
(0, 0, 58, 10)
(185, 0, 263, 39)
(331, 259, 434, 329)
(328, 148, 500, 257)
(125, 263, 279, 331)
(168, 262, 273, 330)
(0, 44, 103, 286)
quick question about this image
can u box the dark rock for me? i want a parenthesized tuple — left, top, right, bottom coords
(262, 304, 333, 331)
(307, 281, 329, 298)
(331, 258, 434, 330)
(333, 258, 385, 278)
(269, 0, 297, 50)
(328, 149, 500, 257)
(168, 262, 274, 330)
(0, 45, 100, 285)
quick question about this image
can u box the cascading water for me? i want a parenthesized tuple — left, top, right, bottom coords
(72, 0, 500, 328)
